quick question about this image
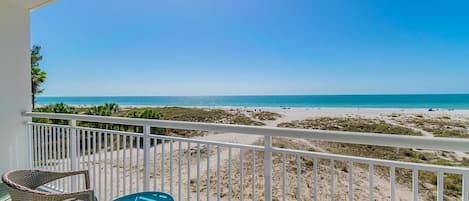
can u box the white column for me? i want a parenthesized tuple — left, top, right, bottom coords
(0, 0, 32, 174)
(0, 0, 57, 176)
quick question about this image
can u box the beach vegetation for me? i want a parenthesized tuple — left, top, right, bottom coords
(30, 45, 47, 109)
(122, 107, 265, 136)
(127, 109, 163, 119)
(85, 103, 119, 116)
(80, 103, 122, 130)
(251, 111, 282, 120)
(123, 107, 264, 126)
(440, 115, 451, 120)
(33, 105, 265, 137)
(390, 113, 400, 118)
(125, 109, 165, 134)
(278, 117, 422, 136)
(277, 117, 467, 200)
(398, 115, 468, 138)
(231, 115, 265, 126)
(33, 103, 75, 124)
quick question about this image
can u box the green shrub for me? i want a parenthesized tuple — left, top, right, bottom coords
(33, 103, 75, 125)
(85, 103, 119, 116)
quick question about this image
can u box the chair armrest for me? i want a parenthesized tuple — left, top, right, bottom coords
(53, 170, 90, 189)
(35, 170, 91, 189)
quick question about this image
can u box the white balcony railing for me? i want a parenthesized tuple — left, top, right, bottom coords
(23, 112, 469, 201)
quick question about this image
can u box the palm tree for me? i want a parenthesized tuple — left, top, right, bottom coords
(31, 45, 46, 109)
(85, 103, 120, 129)
(86, 103, 119, 116)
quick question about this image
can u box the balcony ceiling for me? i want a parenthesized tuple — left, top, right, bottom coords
(24, 0, 56, 10)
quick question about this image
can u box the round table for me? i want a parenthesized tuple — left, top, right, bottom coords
(113, 192, 174, 201)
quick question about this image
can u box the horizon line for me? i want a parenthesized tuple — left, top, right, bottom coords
(37, 93, 469, 98)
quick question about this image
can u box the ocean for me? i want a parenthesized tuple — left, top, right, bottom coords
(36, 94, 469, 109)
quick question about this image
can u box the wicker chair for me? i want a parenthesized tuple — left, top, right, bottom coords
(2, 169, 96, 201)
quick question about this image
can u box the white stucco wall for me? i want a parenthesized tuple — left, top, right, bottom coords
(0, 0, 32, 174)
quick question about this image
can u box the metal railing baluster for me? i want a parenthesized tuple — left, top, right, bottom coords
(143, 125, 150, 191)
(390, 166, 396, 201)
(349, 161, 353, 201)
(412, 169, 418, 201)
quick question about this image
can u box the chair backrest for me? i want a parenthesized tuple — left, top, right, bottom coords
(2, 170, 50, 190)
(2, 169, 94, 201)
(1, 169, 64, 201)
(2, 170, 42, 201)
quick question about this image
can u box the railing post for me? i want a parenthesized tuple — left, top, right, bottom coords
(69, 119, 78, 191)
(463, 173, 469, 201)
(27, 123, 33, 168)
(143, 125, 151, 191)
(264, 136, 272, 201)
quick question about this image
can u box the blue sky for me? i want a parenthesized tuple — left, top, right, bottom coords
(32, 0, 469, 96)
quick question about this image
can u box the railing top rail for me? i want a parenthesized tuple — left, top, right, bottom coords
(24, 112, 469, 152)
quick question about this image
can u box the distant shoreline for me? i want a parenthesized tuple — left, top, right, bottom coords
(34, 104, 469, 112)
(36, 93, 469, 97)
(36, 94, 469, 109)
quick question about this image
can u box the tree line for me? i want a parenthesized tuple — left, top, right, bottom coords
(33, 103, 166, 135)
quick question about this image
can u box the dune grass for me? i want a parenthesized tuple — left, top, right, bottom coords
(250, 111, 282, 121)
(122, 107, 265, 126)
(278, 117, 423, 136)
(277, 117, 467, 200)
(398, 115, 468, 138)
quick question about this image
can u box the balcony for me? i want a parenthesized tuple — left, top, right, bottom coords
(21, 112, 469, 201)
(1, 1, 469, 201)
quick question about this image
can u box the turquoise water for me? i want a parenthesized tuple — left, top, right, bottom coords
(36, 94, 469, 109)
